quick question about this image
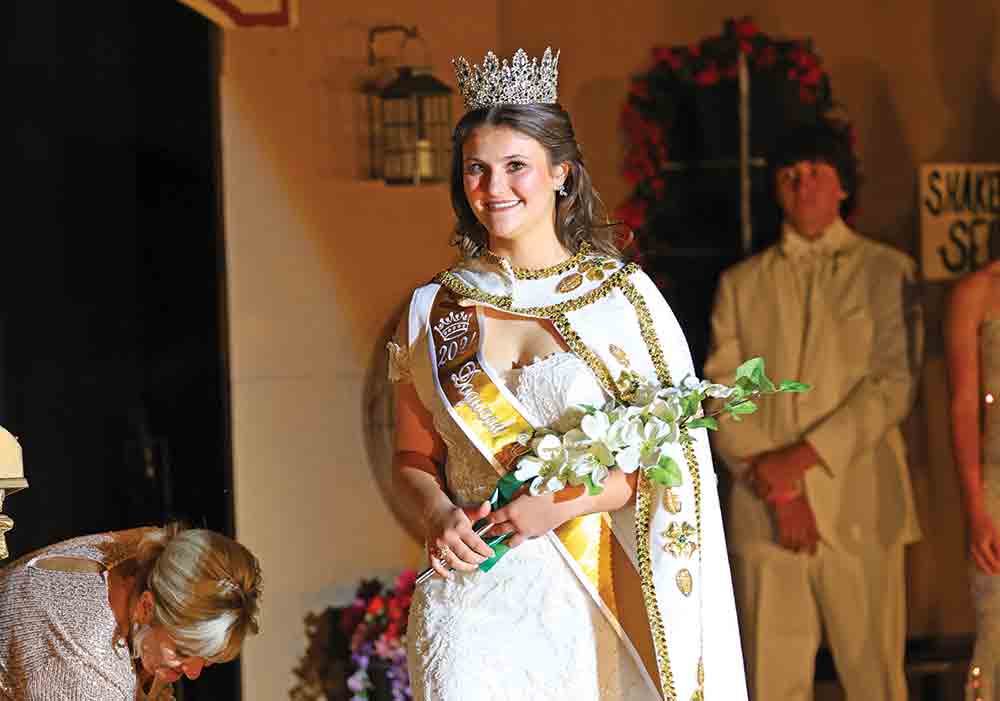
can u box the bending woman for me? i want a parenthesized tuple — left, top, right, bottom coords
(389, 47, 746, 700)
(0, 524, 261, 699)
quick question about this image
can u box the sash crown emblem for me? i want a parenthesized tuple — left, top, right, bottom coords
(434, 311, 472, 342)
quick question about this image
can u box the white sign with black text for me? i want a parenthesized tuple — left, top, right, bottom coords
(920, 163, 1000, 280)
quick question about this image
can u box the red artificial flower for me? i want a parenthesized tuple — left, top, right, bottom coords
(798, 85, 817, 104)
(790, 45, 817, 69)
(756, 45, 777, 68)
(799, 66, 823, 87)
(734, 17, 760, 39)
(615, 198, 648, 232)
(694, 63, 720, 86)
(387, 597, 405, 622)
(366, 595, 386, 617)
(688, 43, 702, 57)
(630, 80, 650, 100)
(653, 47, 683, 71)
(739, 40, 753, 56)
(380, 621, 400, 643)
(651, 177, 666, 200)
(663, 49, 684, 71)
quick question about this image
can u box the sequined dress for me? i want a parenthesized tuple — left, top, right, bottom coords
(0, 533, 137, 700)
(396, 350, 660, 701)
(971, 318, 1000, 701)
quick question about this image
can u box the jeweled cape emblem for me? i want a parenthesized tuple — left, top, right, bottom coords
(663, 521, 699, 558)
(556, 272, 583, 293)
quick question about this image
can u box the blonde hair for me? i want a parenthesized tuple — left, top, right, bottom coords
(135, 524, 262, 663)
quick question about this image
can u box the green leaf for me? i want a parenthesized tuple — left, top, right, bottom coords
(579, 403, 600, 415)
(757, 372, 776, 394)
(646, 455, 683, 487)
(735, 357, 765, 382)
(681, 393, 701, 418)
(735, 376, 757, 395)
(778, 380, 811, 393)
(686, 416, 719, 431)
(728, 399, 758, 415)
(582, 474, 605, 497)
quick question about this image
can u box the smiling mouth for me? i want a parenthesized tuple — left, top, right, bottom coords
(484, 200, 521, 212)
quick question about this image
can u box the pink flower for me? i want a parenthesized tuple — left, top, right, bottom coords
(394, 569, 417, 596)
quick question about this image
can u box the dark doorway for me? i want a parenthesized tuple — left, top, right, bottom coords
(4, 1, 237, 698)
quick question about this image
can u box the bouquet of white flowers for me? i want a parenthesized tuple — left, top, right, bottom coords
(416, 357, 808, 583)
(510, 357, 808, 498)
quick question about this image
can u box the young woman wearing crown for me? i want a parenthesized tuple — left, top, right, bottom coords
(388, 48, 748, 700)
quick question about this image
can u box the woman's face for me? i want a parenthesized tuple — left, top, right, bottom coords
(135, 623, 211, 683)
(461, 125, 567, 247)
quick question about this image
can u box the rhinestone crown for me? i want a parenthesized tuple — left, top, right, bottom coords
(452, 47, 560, 112)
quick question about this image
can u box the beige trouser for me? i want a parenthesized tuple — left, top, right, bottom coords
(731, 538, 907, 701)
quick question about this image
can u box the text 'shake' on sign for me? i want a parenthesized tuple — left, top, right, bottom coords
(920, 163, 1000, 281)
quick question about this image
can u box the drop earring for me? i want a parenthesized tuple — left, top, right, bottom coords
(557, 184, 567, 197)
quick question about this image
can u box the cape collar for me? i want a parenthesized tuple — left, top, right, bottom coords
(434, 243, 634, 318)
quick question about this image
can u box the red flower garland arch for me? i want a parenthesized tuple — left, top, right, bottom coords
(615, 17, 857, 248)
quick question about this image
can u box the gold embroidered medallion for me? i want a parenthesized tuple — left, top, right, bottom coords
(609, 344, 630, 367)
(556, 272, 583, 294)
(663, 487, 682, 514)
(675, 568, 693, 596)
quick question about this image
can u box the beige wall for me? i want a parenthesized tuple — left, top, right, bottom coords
(220, 2, 495, 698)
(221, 0, 1000, 696)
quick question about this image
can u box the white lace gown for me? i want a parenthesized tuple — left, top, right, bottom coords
(405, 352, 659, 701)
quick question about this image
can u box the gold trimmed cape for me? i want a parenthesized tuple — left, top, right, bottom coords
(402, 249, 748, 701)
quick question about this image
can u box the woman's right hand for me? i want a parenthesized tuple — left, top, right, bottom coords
(969, 507, 1000, 575)
(425, 500, 495, 579)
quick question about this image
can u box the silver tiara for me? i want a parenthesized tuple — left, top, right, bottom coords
(452, 47, 560, 112)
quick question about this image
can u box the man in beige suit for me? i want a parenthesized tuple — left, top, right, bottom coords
(704, 122, 923, 700)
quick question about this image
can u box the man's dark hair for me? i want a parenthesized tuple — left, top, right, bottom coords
(768, 119, 860, 219)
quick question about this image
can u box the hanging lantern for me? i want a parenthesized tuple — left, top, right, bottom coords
(367, 26, 453, 185)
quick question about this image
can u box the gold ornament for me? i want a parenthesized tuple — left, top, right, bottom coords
(675, 568, 693, 596)
(609, 344, 630, 367)
(556, 272, 583, 294)
(662, 521, 699, 559)
(663, 487, 682, 514)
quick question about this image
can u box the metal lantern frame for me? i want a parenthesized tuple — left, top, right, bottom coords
(367, 25, 453, 186)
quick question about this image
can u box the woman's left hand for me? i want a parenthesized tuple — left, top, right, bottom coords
(487, 490, 576, 548)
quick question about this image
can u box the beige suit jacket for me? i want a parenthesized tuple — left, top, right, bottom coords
(704, 224, 923, 552)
